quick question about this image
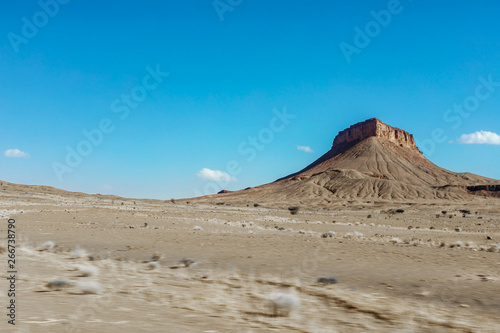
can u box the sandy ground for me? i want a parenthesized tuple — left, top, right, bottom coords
(1, 190, 500, 332)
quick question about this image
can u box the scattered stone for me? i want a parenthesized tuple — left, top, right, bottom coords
(46, 280, 72, 291)
(317, 277, 339, 284)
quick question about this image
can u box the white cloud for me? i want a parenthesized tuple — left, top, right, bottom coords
(297, 145, 313, 153)
(196, 168, 237, 182)
(458, 131, 500, 145)
(4, 149, 30, 158)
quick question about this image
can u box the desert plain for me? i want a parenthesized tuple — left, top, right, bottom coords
(1, 181, 499, 333)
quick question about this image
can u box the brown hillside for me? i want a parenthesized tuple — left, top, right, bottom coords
(193, 118, 499, 205)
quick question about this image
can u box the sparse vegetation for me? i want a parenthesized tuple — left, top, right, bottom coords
(147, 261, 160, 270)
(288, 206, 300, 215)
(78, 281, 102, 295)
(39, 241, 55, 251)
(76, 264, 99, 277)
(179, 259, 195, 267)
(268, 292, 300, 317)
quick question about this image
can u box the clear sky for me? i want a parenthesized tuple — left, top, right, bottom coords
(1, 0, 499, 199)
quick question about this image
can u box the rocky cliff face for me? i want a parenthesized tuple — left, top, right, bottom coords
(332, 118, 416, 149)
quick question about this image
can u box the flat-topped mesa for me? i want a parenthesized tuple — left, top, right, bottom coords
(332, 118, 417, 149)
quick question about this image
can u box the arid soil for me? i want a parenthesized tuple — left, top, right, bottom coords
(1, 188, 499, 332)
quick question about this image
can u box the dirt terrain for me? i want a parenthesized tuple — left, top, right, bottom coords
(1, 188, 499, 332)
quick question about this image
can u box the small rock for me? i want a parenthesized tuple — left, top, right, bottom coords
(318, 277, 339, 284)
(46, 280, 71, 291)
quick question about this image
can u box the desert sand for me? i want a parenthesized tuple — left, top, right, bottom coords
(1, 186, 499, 332)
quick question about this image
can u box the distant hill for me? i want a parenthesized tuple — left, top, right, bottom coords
(192, 118, 499, 205)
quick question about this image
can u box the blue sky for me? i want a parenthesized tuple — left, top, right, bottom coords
(1, 0, 499, 199)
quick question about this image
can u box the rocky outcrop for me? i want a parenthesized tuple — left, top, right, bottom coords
(332, 118, 416, 149)
(466, 185, 500, 192)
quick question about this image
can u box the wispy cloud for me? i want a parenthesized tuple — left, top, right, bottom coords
(297, 145, 313, 153)
(4, 149, 30, 158)
(458, 131, 500, 145)
(196, 168, 237, 182)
